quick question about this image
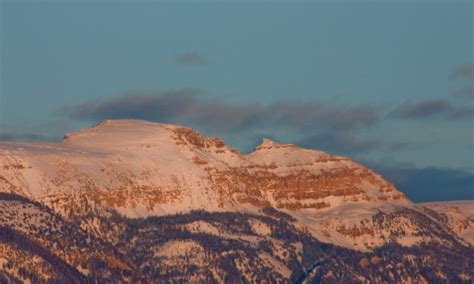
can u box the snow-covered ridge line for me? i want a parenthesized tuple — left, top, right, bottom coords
(1, 119, 472, 251)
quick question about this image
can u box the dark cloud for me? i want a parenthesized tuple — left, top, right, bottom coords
(174, 52, 207, 66)
(446, 106, 474, 120)
(450, 63, 474, 80)
(390, 99, 452, 119)
(296, 132, 381, 155)
(0, 131, 49, 142)
(366, 160, 474, 202)
(295, 132, 418, 157)
(60, 88, 200, 123)
(453, 85, 474, 98)
(390, 99, 474, 120)
(60, 88, 379, 133)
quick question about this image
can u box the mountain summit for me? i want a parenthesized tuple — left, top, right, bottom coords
(0, 120, 472, 282)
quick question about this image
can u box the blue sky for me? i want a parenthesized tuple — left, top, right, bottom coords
(1, 1, 473, 201)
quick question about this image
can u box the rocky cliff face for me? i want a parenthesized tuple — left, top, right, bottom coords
(0, 120, 473, 283)
(1, 120, 406, 214)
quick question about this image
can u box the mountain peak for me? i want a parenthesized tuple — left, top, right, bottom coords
(254, 138, 294, 151)
(94, 119, 163, 128)
(260, 138, 278, 146)
(60, 119, 175, 148)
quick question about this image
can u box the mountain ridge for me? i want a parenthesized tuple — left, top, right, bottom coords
(0, 119, 473, 282)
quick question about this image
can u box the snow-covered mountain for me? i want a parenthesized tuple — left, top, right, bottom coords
(1, 119, 473, 282)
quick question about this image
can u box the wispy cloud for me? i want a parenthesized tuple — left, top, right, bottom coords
(390, 99, 452, 119)
(450, 63, 474, 80)
(446, 106, 474, 120)
(453, 85, 474, 98)
(295, 132, 418, 156)
(173, 52, 207, 66)
(390, 99, 474, 120)
(296, 132, 381, 155)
